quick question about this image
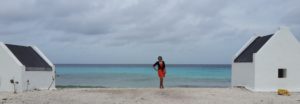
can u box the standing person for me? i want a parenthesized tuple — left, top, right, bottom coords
(153, 56, 166, 89)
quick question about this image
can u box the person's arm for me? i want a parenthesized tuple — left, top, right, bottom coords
(163, 61, 166, 74)
(153, 62, 158, 71)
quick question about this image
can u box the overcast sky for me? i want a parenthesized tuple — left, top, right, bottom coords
(0, 0, 299, 64)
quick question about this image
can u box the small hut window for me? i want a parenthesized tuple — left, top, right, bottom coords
(278, 68, 286, 78)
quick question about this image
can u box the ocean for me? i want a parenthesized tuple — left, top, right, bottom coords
(55, 64, 231, 88)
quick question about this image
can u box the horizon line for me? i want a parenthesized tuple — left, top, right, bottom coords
(54, 63, 231, 65)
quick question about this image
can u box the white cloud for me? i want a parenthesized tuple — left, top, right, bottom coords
(0, 0, 299, 64)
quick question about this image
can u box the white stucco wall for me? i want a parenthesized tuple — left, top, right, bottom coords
(254, 27, 300, 92)
(0, 43, 24, 92)
(21, 71, 55, 91)
(231, 63, 255, 90)
(231, 36, 257, 91)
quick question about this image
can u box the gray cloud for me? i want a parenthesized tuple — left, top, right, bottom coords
(0, 0, 300, 64)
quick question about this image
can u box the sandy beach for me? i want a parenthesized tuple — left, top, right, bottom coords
(0, 88, 299, 104)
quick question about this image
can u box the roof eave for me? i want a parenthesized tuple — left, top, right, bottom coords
(232, 36, 258, 62)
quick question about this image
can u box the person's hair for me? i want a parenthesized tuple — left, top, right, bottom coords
(158, 56, 163, 60)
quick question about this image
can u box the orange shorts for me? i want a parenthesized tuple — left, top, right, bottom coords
(158, 69, 166, 78)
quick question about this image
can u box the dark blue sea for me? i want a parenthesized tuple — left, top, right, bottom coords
(55, 64, 231, 88)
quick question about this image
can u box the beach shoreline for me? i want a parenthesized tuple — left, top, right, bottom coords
(55, 85, 231, 88)
(1, 88, 299, 104)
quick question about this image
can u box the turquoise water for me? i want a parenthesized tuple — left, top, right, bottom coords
(56, 64, 231, 88)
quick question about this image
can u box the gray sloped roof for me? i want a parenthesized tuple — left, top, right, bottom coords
(234, 34, 273, 62)
(5, 44, 52, 71)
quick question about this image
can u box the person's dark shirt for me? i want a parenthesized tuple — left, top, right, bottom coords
(153, 61, 165, 70)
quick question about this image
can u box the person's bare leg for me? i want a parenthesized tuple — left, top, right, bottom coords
(160, 78, 163, 89)
(161, 78, 164, 89)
